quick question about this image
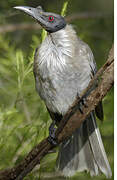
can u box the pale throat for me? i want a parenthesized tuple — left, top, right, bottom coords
(50, 25, 76, 58)
(39, 25, 77, 68)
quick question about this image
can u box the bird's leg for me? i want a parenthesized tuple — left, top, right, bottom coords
(48, 120, 58, 146)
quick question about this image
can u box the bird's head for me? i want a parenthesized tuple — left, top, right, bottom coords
(14, 6, 66, 33)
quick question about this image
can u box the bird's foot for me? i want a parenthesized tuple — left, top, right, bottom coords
(78, 96, 88, 114)
(48, 121, 58, 146)
(81, 97, 88, 108)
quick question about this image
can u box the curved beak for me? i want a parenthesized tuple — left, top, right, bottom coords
(14, 6, 43, 21)
(14, 6, 56, 32)
(14, 6, 35, 16)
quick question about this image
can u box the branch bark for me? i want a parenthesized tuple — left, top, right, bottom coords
(0, 12, 112, 33)
(0, 45, 114, 180)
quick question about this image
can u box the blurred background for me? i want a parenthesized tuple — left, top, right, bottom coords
(0, 0, 114, 180)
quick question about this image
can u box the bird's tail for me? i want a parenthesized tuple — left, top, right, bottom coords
(56, 111, 112, 178)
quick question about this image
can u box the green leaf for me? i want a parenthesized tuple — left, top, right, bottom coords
(61, 0, 69, 16)
(41, 29, 47, 42)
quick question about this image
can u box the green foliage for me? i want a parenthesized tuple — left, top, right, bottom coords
(61, 0, 69, 16)
(0, 34, 51, 169)
(0, 0, 113, 179)
(41, 29, 47, 42)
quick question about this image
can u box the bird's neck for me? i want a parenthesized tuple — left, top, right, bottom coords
(49, 24, 77, 56)
(38, 25, 78, 69)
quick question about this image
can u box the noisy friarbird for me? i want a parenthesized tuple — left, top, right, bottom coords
(14, 6, 112, 178)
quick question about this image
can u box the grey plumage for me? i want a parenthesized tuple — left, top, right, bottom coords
(34, 24, 96, 115)
(14, 6, 112, 178)
(34, 24, 112, 178)
(56, 112, 111, 178)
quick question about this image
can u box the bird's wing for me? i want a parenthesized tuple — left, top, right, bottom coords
(75, 39, 103, 121)
(83, 43, 104, 121)
(95, 101, 104, 121)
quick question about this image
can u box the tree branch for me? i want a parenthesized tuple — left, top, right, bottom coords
(0, 12, 112, 33)
(0, 45, 114, 180)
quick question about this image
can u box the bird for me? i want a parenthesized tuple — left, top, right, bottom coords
(14, 5, 112, 178)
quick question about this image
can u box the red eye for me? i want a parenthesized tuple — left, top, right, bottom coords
(48, 16, 54, 22)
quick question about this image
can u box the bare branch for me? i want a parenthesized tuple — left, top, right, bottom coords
(0, 45, 114, 180)
(0, 23, 41, 33)
(66, 12, 112, 22)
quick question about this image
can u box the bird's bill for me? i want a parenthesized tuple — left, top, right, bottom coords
(14, 6, 42, 21)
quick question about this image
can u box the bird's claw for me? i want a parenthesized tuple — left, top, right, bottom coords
(81, 97, 88, 108)
(48, 136, 57, 146)
(48, 121, 58, 146)
(78, 96, 88, 114)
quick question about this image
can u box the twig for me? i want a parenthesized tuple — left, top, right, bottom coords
(0, 23, 40, 33)
(66, 12, 112, 22)
(0, 45, 114, 180)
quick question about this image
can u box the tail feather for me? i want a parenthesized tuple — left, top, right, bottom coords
(56, 111, 112, 178)
(87, 112, 112, 178)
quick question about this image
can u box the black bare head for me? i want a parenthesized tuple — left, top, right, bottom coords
(14, 6, 66, 33)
